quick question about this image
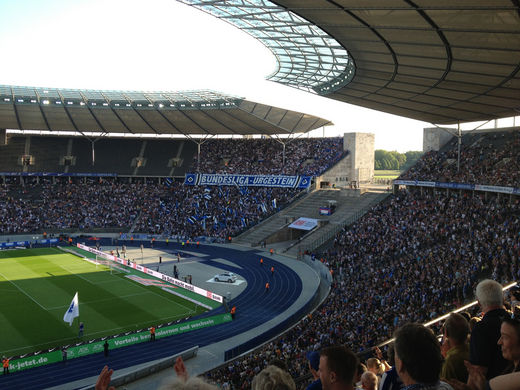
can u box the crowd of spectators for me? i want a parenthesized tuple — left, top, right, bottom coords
(0, 179, 141, 233)
(0, 137, 345, 237)
(193, 137, 345, 176)
(133, 183, 300, 238)
(205, 188, 520, 388)
(399, 130, 520, 187)
(0, 177, 300, 238)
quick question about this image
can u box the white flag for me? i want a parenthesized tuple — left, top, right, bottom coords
(63, 292, 79, 326)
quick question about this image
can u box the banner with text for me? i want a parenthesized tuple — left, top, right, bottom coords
(394, 180, 520, 195)
(65, 313, 232, 359)
(76, 243, 223, 303)
(7, 351, 62, 374)
(184, 173, 311, 189)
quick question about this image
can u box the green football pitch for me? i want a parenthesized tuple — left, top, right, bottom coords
(0, 247, 211, 356)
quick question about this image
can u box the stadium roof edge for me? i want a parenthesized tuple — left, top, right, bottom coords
(177, 0, 355, 95)
(0, 85, 332, 136)
(182, 0, 520, 125)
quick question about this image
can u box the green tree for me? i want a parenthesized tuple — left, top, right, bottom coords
(375, 150, 400, 170)
(375, 150, 423, 170)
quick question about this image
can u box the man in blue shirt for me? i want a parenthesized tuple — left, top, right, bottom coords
(306, 351, 321, 390)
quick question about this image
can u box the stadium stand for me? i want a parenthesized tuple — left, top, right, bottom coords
(194, 137, 345, 175)
(204, 184, 520, 388)
(399, 129, 520, 187)
(0, 137, 346, 237)
(137, 139, 196, 177)
(27, 136, 69, 172)
(1, 129, 519, 389)
(0, 135, 24, 170)
(0, 135, 344, 178)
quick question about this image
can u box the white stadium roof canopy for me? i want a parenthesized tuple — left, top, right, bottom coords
(180, 0, 520, 125)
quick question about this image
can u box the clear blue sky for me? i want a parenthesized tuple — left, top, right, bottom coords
(0, 0, 516, 152)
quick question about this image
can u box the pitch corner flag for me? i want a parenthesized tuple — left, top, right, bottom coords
(63, 292, 79, 326)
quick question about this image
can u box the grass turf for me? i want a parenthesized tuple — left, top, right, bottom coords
(0, 247, 209, 356)
(373, 169, 401, 179)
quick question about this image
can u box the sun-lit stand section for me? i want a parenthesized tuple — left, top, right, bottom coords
(177, 0, 355, 95)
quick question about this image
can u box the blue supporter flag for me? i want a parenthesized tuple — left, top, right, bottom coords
(187, 216, 196, 224)
(272, 198, 277, 209)
(204, 193, 211, 200)
(63, 292, 79, 326)
(164, 177, 173, 187)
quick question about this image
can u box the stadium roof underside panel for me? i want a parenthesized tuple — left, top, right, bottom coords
(0, 86, 331, 136)
(177, 0, 355, 95)
(184, 0, 520, 125)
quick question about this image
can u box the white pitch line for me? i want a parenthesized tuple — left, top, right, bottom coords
(0, 270, 47, 310)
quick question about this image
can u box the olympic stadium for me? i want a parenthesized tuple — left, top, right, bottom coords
(0, 1, 519, 389)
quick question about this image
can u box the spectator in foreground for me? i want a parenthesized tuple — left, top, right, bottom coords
(95, 366, 114, 390)
(469, 280, 508, 379)
(367, 358, 385, 378)
(441, 313, 470, 382)
(355, 363, 367, 390)
(319, 345, 359, 390)
(394, 323, 452, 390)
(379, 345, 403, 390)
(305, 351, 322, 390)
(251, 365, 295, 390)
(497, 312, 520, 374)
(451, 362, 520, 390)
(361, 371, 378, 390)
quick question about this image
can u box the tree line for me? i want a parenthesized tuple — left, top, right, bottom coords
(375, 150, 423, 170)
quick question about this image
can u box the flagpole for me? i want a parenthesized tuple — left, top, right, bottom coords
(77, 292, 81, 337)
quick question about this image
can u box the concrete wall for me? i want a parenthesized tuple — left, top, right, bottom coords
(423, 127, 454, 152)
(317, 132, 374, 187)
(348, 132, 374, 184)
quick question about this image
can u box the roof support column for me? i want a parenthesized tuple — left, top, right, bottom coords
(0, 129, 5, 145)
(185, 134, 214, 173)
(282, 142, 286, 168)
(91, 139, 96, 166)
(198, 141, 201, 172)
(457, 122, 461, 172)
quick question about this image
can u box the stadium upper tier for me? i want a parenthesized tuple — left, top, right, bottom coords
(0, 135, 344, 177)
(0, 86, 331, 135)
(183, 0, 520, 125)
